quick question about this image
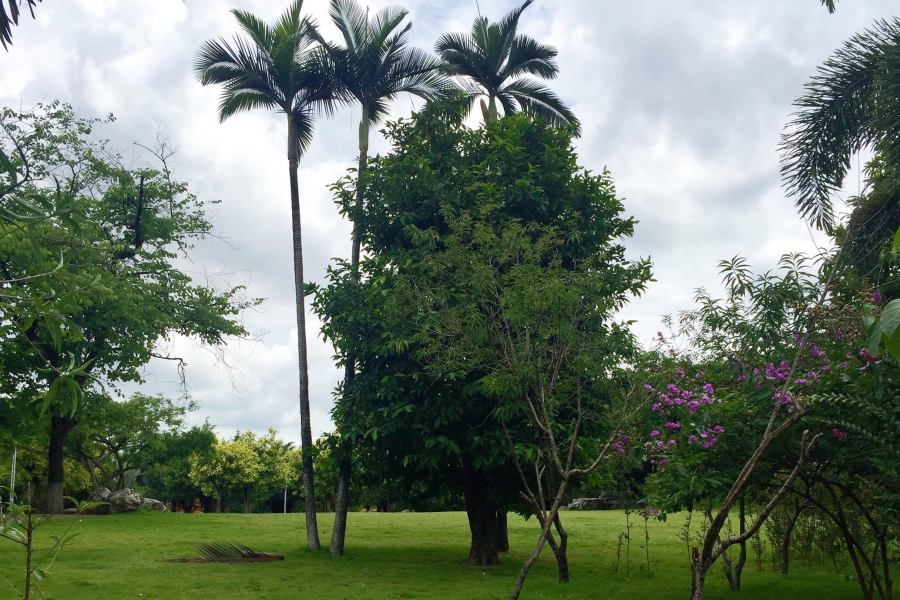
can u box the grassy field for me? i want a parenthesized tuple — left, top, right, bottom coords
(0, 510, 860, 600)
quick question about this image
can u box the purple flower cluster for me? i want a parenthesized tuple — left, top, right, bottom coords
(831, 428, 847, 440)
(765, 361, 792, 381)
(651, 381, 714, 416)
(613, 435, 631, 453)
(642, 372, 727, 471)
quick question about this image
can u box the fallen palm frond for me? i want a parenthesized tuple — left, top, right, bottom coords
(168, 542, 285, 563)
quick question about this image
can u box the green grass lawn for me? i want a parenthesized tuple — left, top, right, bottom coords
(0, 510, 860, 599)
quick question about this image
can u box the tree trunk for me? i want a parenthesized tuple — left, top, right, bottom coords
(732, 496, 747, 591)
(487, 95, 498, 123)
(690, 559, 708, 600)
(465, 468, 500, 566)
(782, 500, 803, 575)
(552, 513, 570, 583)
(47, 416, 75, 514)
(498, 511, 510, 553)
(288, 114, 320, 551)
(509, 514, 553, 600)
(331, 108, 370, 556)
(24, 513, 33, 600)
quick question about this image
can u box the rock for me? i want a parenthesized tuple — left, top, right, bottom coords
(107, 488, 144, 513)
(63, 507, 78, 515)
(88, 487, 112, 503)
(143, 498, 167, 511)
(568, 491, 635, 511)
(86, 488, 113, 515)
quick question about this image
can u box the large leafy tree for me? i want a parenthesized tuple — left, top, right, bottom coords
(68, 393, 188, 493)
(310, 0, 446, 555)
(435, 0, 579, 133)
(194, 0, 338, 550)
(780, 17, 900, 229)
(0, 103, 251, 513)
(315, 101, 640, 566)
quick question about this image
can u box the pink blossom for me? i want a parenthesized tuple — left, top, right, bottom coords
(688, 435, 698, 444)
(664, 422, 681, 430)
(651, 430, 660, 437)
(675, 370, 684, 378)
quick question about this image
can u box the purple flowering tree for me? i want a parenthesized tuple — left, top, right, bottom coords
(636, 254, 834, 599)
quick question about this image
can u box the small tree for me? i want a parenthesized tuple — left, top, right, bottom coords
(189, 438, 262, 513)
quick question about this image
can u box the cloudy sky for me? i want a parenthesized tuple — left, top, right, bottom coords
(1, 0, 891, 443)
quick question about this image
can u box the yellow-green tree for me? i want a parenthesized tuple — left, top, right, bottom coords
(189, 438, 262, 513)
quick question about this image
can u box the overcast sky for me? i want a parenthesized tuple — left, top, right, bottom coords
(1, 0, 891, 443)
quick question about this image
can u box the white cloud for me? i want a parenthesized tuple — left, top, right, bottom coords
(1, 0, 893, 443)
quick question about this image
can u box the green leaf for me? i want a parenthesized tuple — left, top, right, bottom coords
(41, 376, 65, 416)
(877, 299, 900, 338)
(0, 147, 15, 177)
(869, 324, 884, 356)
(883, 329, 900, 363)
(892, 223, 900, 253)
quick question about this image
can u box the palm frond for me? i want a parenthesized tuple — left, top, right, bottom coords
(274, 0, 306, 40)
(495, 0, 533, 67)
(1, 0, 39, 50)
(370, 5, 409, 50)
(499, 78, 581, 135)
(194, 36, 285, 121)
(779, 18, 900, 229)
(330, 0, 368, 51)
(495, 92, 519, 117)
(292, 107, 317, 157)
(435, 32, 488, 82)
(218, 90, 280, 122)
(503, 35, 559, 81)
(168, 542, 285, 563)
(231, 9, 274, 52)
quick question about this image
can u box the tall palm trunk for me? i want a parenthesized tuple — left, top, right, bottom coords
(331, 107, 369, 556)
(288, 114, 320, 551)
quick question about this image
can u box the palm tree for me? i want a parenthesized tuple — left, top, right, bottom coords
(780, 17, 900, 230)
(435, 0, 580, 134)
(311, 0, 448, 556)
(194, 0, 337, 551)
